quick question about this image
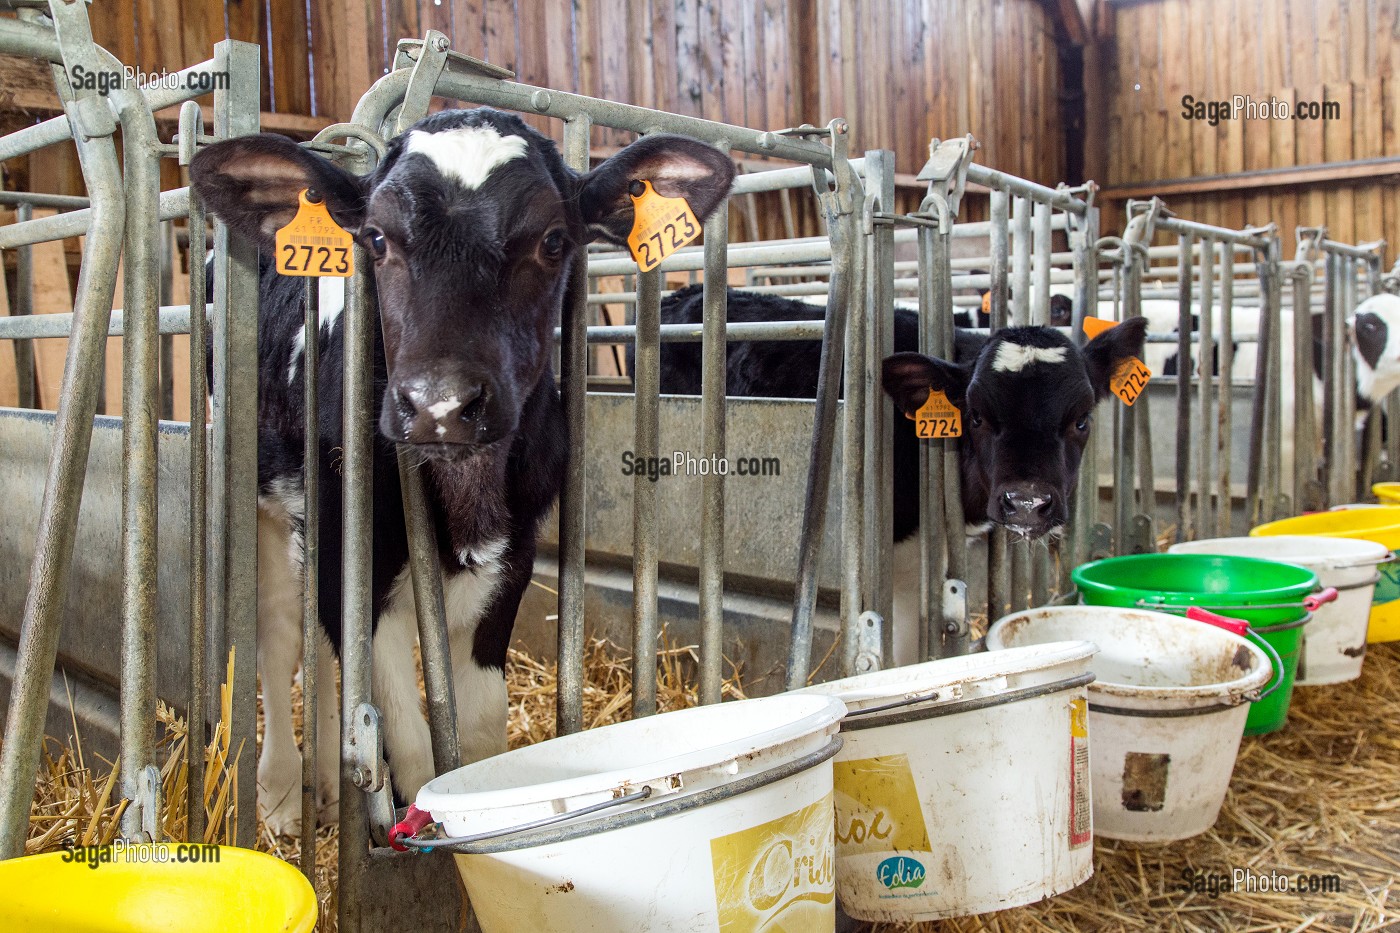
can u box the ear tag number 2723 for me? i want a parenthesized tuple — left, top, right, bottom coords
(275, 189, 354, 278)
(627, 180, 701, 273)
(908, 389, 962, 439)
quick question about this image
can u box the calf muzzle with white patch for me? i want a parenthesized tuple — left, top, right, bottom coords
(883, 318, 1149, 539)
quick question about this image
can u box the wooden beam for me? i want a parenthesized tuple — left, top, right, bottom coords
(1045, 0, 1090, 46)
(1100, 156, 1400, 200)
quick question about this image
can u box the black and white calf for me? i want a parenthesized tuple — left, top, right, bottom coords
(192, 109, 735, 835)
(654, 286, 1145, 664)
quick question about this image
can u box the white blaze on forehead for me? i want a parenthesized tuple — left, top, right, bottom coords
(991, 340, 1069, 373)
(405, 125, 530, 190)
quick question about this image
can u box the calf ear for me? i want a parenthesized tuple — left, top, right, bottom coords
(882, 352, 970, 417)
(1083, 316, 1149, 401)
(190, 134, 369, 252)
(578, 134, 736, 244)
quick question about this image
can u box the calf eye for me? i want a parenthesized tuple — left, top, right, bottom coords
(541, 229, 567, 260)
(1075, 415, 1090, 432)
(363, 228, 387, 260)
(969, 412, 984, 428)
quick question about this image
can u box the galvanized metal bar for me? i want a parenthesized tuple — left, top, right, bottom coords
(631, 268, 662, 717)
(698, 203, 729, 706)
(184, 170, 209, 845)
(0, 55, 125, 860)
(1149, 211, 1274, 249)
(988, 188, 1009, 330)
(568, 323, 829, 345)
(1292, 269, 1316, 509)
(1324, 252, 1345, 505)
(963, 163, 1090, 216)
(915, 222, 941, 661)
(1217, 246, 1234, 536)
(555, 115, 591, 737)
(338, 245, 376, 932)
(839, 201, 868, 666)
(397, 449, 459, 772)
(0, 191, 90, 209)
(1197, 239, 1215, 538)
(1114, 258, 1136, 554)
(0, 187, 191, 248)
(862, 151, 896, 659)
(12, 202, 36, 408)
(1340, 258, 1359, 500)
(300, 277, 321, 874)
(786, 137, 858, 689)
(0, 305, 197, 340)
(1066, 205, 1099, 588)
(1175, 236, 1193, 541)
(159, 223, 175, 420)
(1031, 201, 1052, 326)
(1011, 196, 1031, 327)
(213, 38, 262, 851)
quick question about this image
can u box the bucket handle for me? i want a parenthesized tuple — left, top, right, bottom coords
(390, 786, 654, 852)
(1135, 586, 1337, 613)
(1185, 607, 1286, 702)
(842, 685, 963, 719)
(390, 734, 844, 855)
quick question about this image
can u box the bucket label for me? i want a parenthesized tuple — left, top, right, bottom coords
(1373, 559, 1400, 606)
(710, 792, 835, 932)
(832, 755, 931, 857)
(1069, 698, 1092, 848)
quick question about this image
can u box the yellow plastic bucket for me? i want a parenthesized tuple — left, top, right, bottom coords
(1373, 483, 1400, 505)
(0, 844, 315, 932)
(1252, 508, 1400, 643)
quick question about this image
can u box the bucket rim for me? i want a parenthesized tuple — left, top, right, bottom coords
(986, 606, 1273, 708)
(1072, 553, 1318, 606)
(791, 640, 1096, 712)
(1167, 535, 1391, 571)
(1251, 506, 1400, 538)
(415, 693, 845, 818)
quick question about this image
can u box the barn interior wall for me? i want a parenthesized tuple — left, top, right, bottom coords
(1, 0, 1068, 231)
(1092, 0, 1399, 267)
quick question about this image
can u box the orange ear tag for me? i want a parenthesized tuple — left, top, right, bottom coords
(1110, 357, 1152, 406)
(1083, 317, 1152, 405)
(626, 180, 701, 273)
(275, 189, 354, 277)
(907, 388, 962, 438)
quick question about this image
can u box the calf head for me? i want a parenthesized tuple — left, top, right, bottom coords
(1351, 293, 1400, 403)
(192, 108, 735, 457)
(883, 318, 1148, 537)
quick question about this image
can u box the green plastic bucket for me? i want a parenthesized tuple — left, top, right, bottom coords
(1072, 554, 1319, 735)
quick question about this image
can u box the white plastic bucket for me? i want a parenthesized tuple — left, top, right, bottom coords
(987, 607, 1272, 842)
(792, 641, 1097, 921)
(414, 694, 846, 933)
(1169, 535, 1389, 684)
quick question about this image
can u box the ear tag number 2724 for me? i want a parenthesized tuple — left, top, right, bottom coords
(275, 189, 354, 278)
(1083, 316, 1151, 406)
(627, 180, 701, 273)
(908, 389, 962, 439)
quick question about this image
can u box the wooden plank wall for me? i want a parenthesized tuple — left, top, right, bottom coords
(67, 0, 1066, 209)
(1095, 0, 1399, 266)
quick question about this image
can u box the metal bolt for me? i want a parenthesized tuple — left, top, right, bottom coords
(432, 35, 450, 52)
(531, 90, 552, 113)
(351, 767, 369, 788)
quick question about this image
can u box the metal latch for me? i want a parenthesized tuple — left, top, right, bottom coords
(916, 135, 974, 217)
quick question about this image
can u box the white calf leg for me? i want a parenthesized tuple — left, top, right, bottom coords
(256, 510, 305, 837)
(372, 580, 435, 803)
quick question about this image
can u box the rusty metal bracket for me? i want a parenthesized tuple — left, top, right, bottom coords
(852, 610, 883, 674)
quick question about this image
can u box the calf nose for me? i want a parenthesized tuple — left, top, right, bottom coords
(997, 485, 1054, 527)
(393, 378, 491, 445)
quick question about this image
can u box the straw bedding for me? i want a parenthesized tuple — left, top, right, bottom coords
(20, 635, 1398, 932)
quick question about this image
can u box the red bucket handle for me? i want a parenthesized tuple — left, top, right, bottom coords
(389, 804, 434, 852)
(1184, 607, 1285, 701)
(1304, 587, 1338, 612)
